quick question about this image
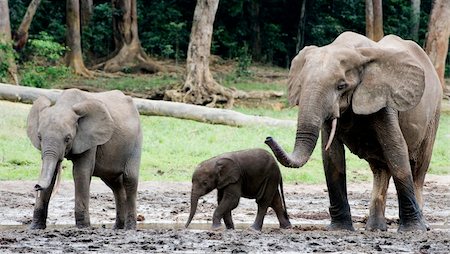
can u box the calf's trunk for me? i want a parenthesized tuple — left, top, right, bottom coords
(185, 194, 200, 228)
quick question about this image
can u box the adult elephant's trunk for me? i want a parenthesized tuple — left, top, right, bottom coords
(185, 194, 200, 228)
(266, 120, 321, 168)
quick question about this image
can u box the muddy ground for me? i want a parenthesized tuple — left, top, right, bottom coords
(0, 175, 449, 253)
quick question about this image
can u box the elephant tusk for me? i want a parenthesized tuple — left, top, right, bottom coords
(325, 118, 337, 151)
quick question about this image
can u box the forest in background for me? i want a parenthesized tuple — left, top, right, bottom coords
(7, 0, 443, 67)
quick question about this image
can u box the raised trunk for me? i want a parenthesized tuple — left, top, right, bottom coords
(265, 121, 320, 168)
(185, 194, 200, 228)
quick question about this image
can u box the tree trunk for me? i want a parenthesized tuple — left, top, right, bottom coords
(296, 0, 307, 53)
(93, 0, 162, 74)
(66, 0, 92, 77)
(0, 83, 295, 127)
(410, 0, 421, 41)
(366, 0, 383, 41)
(166, 0, 234, 108)
(365, 0, 374, 39)
(249, 0, 261, 61)
(424, 0, 450, 93)
(13, 0, 42, 50)
(80, 0, 93, 27)
(0, 0, 18, 85)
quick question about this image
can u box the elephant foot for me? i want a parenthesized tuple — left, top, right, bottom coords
(326, 221, 355, 231)
(211, 222, 223, 231)
(75, 222, 91, 229)
(398, 219, 427, 232)
(280, 221, 292, 229)
(249, 223, 263, 231)
(29, 221, 46, 230)
(365, 216, 387, 231)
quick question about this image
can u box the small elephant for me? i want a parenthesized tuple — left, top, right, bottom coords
(185, 148, 292, 231)
(265, 32, 442, 232)
(27, 88, 142, 230)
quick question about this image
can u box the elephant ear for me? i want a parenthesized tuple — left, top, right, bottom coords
(71, 99, 115, 154)
(352, 47, 425, 115)
(216, 157, 241, 190)
(27, 96, 51, 149)
(288, 45, 318, 106)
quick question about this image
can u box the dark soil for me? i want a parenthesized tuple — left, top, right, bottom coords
(0, 175, 449, 253)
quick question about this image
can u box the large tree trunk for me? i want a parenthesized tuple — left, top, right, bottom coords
(365, 0, 384, 41)
(0, 83, 295, 127)
(410, 0, 421, 41)
(66, 0, 92, 77)
(249, 0, 261, 62)
(424, 0, 450, 93)
(166, 0, 234, 108)
(80, 0, 93, 27)
(93, 0, 162, 74)
(0, 0, 18, 85)
(295, 0, 307, 53)
(13, 0, 42, 50)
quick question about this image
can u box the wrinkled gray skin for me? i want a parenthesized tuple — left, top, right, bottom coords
(27, 89, 142, 230)
(265, 32, 442, 232)
(185, 149, 291, 231)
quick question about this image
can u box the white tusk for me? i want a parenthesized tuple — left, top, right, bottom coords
(325, 118, 337, 151)
(36, 190, 41, 198)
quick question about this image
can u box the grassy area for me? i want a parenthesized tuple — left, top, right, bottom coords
(0, 100, 448, 184)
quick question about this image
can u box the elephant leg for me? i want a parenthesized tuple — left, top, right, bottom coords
(212, 191, 239, 230)
(102, 176, 127, 229)
(250, 204, 269, 231)
(366, 161, 390, 231)
(321, 126, 353, 231)
(123, 161, 140, 229)
(72, 149, 96, 228)
(223, 211, 234, 229)
(270, 191, 292, 229)
(30, 170, 58, 229)
(373, 109, 426, 231)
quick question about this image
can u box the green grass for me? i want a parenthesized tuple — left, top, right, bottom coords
(0, 100, 448, 184)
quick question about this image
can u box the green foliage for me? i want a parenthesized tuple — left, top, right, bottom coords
(235, 44, 253, 78)
(19, 32, 70, 88)
(81, 3, 114, 60)
(0, 42, 17, 83)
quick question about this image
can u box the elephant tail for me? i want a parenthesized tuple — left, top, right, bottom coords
(279, 177, 289, 219)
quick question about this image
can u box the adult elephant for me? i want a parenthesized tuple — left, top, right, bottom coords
(265, 32, 442, 232)
(27, 89, 142, 230)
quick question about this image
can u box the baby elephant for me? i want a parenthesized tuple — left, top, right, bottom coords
(185, 148, 291, 231)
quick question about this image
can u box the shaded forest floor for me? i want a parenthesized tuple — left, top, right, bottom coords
(0, 175, 449, 253)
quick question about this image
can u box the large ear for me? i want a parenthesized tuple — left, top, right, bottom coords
(288, 45, 318, 106)
(216, 157, 241, 189)
(352, 47, 425, 115)
(71, 99, 115, 154)
(27, 96, 51, 149)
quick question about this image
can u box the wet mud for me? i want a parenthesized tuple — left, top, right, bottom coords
(0, 175, 449, 253)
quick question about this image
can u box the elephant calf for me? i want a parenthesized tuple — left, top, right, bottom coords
(185, 148, 292, 231)
(27, 88, 142, 230)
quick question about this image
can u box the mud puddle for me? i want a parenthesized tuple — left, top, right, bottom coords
(0, 175, 449, 253)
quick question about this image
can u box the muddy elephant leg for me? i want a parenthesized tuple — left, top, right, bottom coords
(212, 191, 239, 230)
(30, 171, 58, 229)
(103, 176, 127, 229)
(321, 126, 354, 231)
(251, 204, 269, 231)
(123, 148, 140, 230)
(366, 161, 391, 231)
(270, 191, 292, 229)
(72, 149, 96, 228)
(217, 190, 234, 229)
(373, 109, 426, 232)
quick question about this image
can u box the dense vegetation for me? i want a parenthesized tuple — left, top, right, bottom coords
(8, 0, 445, 70)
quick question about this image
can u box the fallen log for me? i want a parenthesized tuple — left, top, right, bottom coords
(0, 83, 295, 127)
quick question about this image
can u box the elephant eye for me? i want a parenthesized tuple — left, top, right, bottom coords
(337, 82, 347, 90)
(202, 181, 208, 186)
(37, 133, 42, 141)
(64, 135, 71, 143)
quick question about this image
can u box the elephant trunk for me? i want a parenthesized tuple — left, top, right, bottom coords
(266, 120, 320, 168)
(35, 156, 60, 191)
(185, 193, 200, 228)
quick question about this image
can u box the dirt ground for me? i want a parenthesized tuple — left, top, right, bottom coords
(0, 175, 449, 253)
